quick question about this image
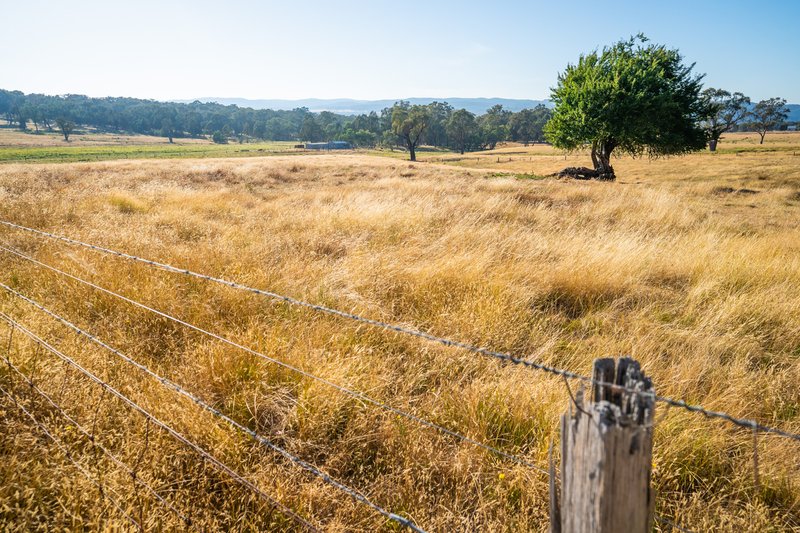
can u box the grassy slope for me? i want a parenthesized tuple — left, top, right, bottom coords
(0, 125, 304, 163)
(0, 140, 798, 530)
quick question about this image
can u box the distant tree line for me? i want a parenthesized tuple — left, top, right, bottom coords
(701, 90, 792, 149)
(0, 89, 553, 154)
(0, 89, 322, 144)
(1, 87, 792, 159)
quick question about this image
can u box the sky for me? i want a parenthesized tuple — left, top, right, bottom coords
(1, 0, 799, 102)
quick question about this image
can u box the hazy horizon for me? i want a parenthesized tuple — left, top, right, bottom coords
(2, 0, 799, 103)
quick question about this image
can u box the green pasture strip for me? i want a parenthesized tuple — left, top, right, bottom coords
(0, 142, 302, 164)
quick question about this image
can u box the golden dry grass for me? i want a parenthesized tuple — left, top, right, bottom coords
(0, 136, 799, 531)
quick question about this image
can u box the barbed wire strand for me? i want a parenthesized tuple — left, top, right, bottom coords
(655, 514, 695, 533)
(0, 234, 700, 532)
(0, 299, 424, 533)
(0, 313, 318, 532)
(0, 300, 693, 533)
(0, 384, 142, 531)
(0, 242, 548, 473)
(0, 226, 798, 443)
(0, 340, 193, 527)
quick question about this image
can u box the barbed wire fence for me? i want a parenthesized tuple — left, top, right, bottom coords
(0, 313, 319, 531)
(0, 219, 798, 531)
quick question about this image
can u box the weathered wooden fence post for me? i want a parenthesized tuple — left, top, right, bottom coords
(551, 357, 655, 533)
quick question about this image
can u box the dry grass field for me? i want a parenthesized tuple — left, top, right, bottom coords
(0, 133, 799, 531)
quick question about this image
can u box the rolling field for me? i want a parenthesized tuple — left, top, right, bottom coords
(0, 125, 302, 163)
(0, 134, 799, 531)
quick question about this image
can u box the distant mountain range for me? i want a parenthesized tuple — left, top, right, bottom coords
(178, 97, 800, 121)
(177, 97, 553, 115)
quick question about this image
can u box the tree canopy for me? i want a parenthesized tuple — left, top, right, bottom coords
(545, 35, 711, 180)
(1, 89, 554, 158)
(446, 109, 477, 155)
(509, 105, 550, 146)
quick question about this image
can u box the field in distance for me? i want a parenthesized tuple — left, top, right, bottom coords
(3, 118, 799, 168)
(0, 122, 301, 163)
(0, 137, 798, 530)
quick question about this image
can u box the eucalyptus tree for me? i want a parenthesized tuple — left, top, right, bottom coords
(509, 105, 550, 146)
(446, 109, 477, 154)
(55, 117, 75, 141)
(391, 102, 429, 161)
(748, 97, 789, 144)
(702, 88, 750, 151)
(479, 104, 511, 149)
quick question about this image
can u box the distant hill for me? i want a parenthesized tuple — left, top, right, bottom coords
(177, 97, 552, 115)
(178, 97, 800, 121)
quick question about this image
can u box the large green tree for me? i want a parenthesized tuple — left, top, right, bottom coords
(748, 97, 789, 144)
(391, 102, 429, 161)
(702, 88, 750, 151)
(545, 35, 711, 180)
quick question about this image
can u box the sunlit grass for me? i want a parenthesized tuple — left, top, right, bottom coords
(0, 139, 798, 530)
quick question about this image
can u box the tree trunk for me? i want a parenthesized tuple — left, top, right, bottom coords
(409, 144, 416, 162)
(709, 139, 718, 152)
(591, 140, 616, 181)
(591, 141, 599, 168)
(759, 131, 766, 145)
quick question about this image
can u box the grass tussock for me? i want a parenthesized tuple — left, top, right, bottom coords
(0, 138, 799, 531)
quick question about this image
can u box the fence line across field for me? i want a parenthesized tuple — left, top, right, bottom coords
(0, 248, 698, 530)
(0, 291, 425, 532)
(0, 243, 548, 473)
(0, 346, 193, 527)
(1, 220, 799, 443)
(0, 384, 143, 531)
(0, 289, 694, 532)
(0, 313, 318, 531)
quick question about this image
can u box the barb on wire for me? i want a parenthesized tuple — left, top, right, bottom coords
(0, 284, 427, 532)
(0, 384, 143, 531)
(0, 342, 192, 527)
(0, 313, 317, 532)
(0, 244, 547, 473)
(1, 222, 799, 443)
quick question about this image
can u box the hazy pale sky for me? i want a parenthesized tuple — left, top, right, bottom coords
(2, 0, 798, 102)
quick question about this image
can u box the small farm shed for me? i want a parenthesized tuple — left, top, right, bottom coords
(304, 141, 353, 150)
